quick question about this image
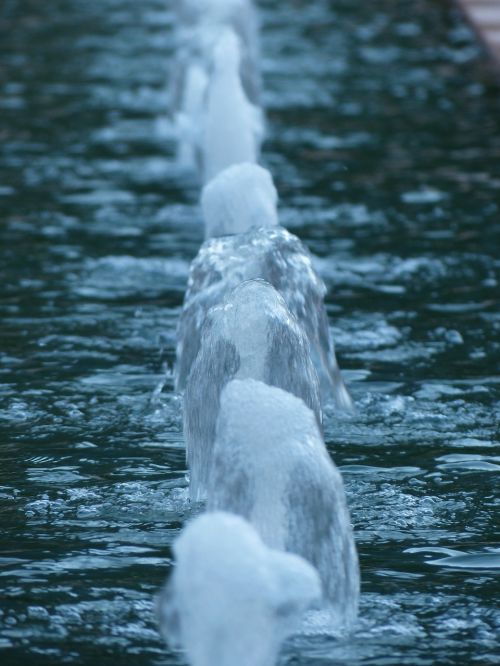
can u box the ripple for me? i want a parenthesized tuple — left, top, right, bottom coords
(405, 548, 500, 571)
(77, 256, 189, 300)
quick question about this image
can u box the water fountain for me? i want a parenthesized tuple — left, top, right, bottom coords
(171, 0, 261, 171)
(158, 512, 321, 666)
(176, 163, 352, 410)
(202, 162, 278, 238)
(207, 378, 360, 628)
(201, 28, 263, 182)
(184, 278, 322, 501)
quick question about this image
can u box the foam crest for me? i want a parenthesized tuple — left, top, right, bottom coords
(158, 512, 321, 666)
(201, 163, 278, 238)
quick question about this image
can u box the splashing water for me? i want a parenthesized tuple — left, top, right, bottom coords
(0, 0, 499, 664)
(208, 379, 360, 628)
(176, 224, 352, 409)
(184, 279, 321, 500)
(158, 511, 321, 666)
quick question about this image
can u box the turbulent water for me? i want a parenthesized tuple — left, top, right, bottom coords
(0, 0, 499, 664)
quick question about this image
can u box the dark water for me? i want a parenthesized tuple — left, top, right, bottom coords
(0, 0, 499, 664)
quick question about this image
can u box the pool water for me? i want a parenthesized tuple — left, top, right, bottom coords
(0, 0, 499, 664)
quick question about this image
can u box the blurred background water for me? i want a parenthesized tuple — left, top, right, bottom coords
(0, 0, 499, 664)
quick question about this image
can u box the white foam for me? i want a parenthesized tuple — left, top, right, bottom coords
(201, 163, 278, 238)
(158, 512, 321, 666)
(208, 379, 360, 627)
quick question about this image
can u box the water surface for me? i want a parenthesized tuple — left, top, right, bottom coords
(0, 0, 499, 664)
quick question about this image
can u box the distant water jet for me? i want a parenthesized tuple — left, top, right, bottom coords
(171, 1, 261, 171)
(172, 0, 260, 104)
(175, 63, 209, 170)
(201, 29, 263, 182)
